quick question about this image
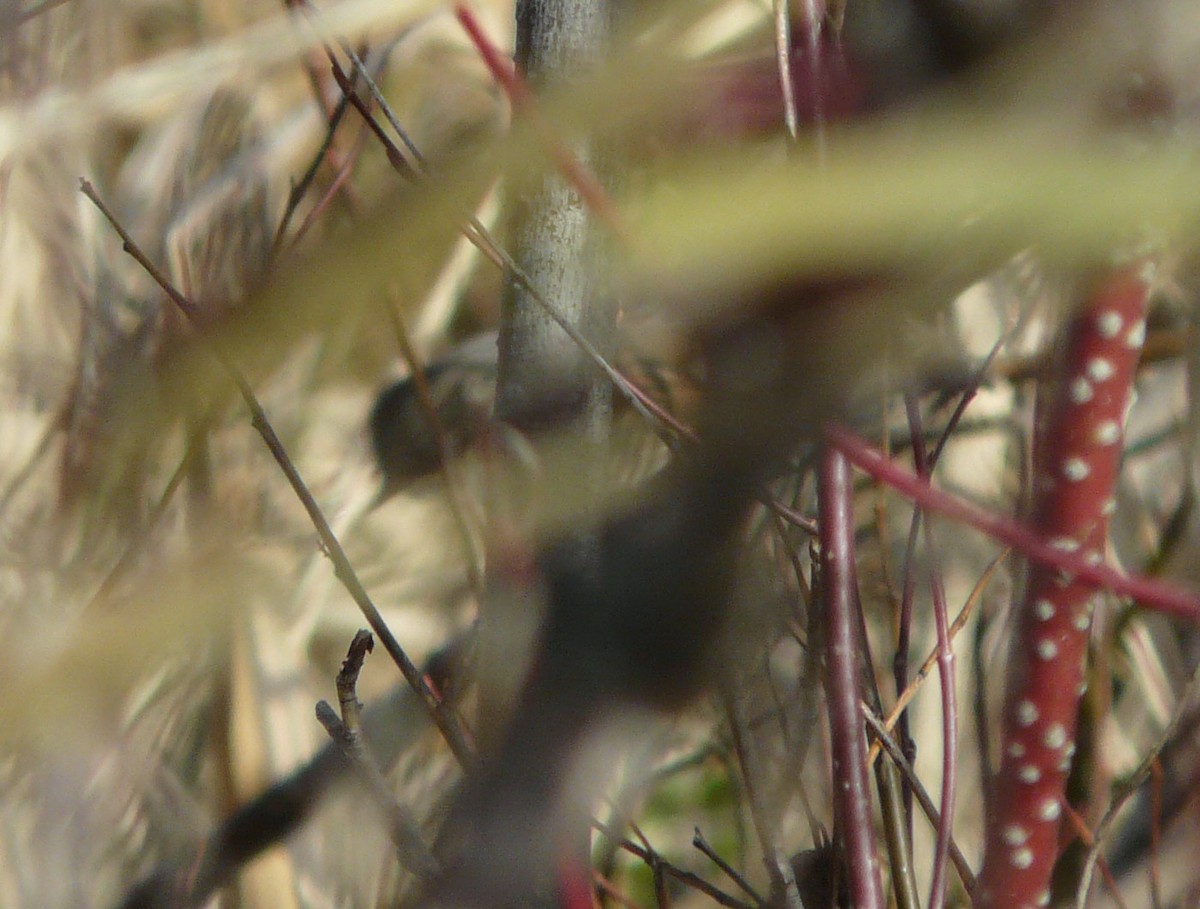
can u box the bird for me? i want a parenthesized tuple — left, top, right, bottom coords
(368, 332, 500, 495)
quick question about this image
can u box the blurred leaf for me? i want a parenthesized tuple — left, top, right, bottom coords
(627, 123, 1198, 304)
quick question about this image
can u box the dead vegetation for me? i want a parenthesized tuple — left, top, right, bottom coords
(2, 1, 1200, 908)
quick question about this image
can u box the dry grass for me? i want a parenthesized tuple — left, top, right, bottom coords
(2, 1, 1200, 908)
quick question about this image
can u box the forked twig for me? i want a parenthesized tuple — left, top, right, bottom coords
(861, 706, 978, 895)
(869, 547, 1008, 762)
(315, 630, 440, 878)
(593, 821, 756, 909)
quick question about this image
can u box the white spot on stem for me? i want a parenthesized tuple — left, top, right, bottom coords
(1012, 847, 1034, 869)
(1062, 458, 1090, 481)
(1038, 799, 1062, 821)
(1037, 639, 1058, 661)
(1017, 701, 1039, 726)
(1019, 764, 1042, 783)
(1126, 320, 1146, 349)
(1087, 358, 1116, 382)
(1034, 599, 1055, 621)
(1070, 377, 1094, 404)
(1003, 825, 1029, 846)
(1095, 311, 1123, 338)
(1094, 420, 1120, 445)
(1044, 724, 1067, 749)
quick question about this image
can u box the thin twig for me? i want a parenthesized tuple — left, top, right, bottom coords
(1075, 657, 1200, 909)
(594, 870, 649, 909)
(272, 89, 353, 252)
(722, 686, 787, 901)
(384, 303, 485, 597)
(862, 706, 978, 896)
(1061, 803, 1130, 909)
(774, 0, 798, 142)
(842, 504, 919, 909)
(285, 117, 368, 246)
(633, 821, 670, 909)
(316, 629, 440, 878)
(79, 178, 476, 770)
(827, 424, 1200, 621)
(693, 827, 765, 906)
(869, 547, 1008, 762)
(889, 336, 1006, 845)
(905, 393, 958, 909)
(335, 628, 373, 735)
(891, 417, 922, 836)
(593, 821, 756, 909)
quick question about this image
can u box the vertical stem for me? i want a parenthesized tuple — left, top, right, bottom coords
(977, 260, 1154, 909)
(480, 0, 617, 900)
(904, 393, 958, 909)
(923, 513, 958, 909)
(495, 0, 616, 438)
(818, 438, 885, 909)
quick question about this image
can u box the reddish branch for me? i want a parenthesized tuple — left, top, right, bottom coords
(818, 442, 886, 909)
(825, 426, 1200, 621)
(453, 3, 623, 233)
(976, 260, 1155, 909)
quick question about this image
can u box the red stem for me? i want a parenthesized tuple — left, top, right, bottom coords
(453, 3, 529, 105)
(453, 3, 623, 233)
(976, 260, 1154, 909)
(818, 440, 886, 909)
(824, 424, 1200, 622)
